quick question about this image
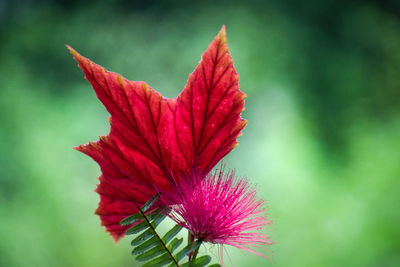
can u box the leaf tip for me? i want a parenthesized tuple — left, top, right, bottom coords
(220, 24, 226, 34)
(73, 144, 86, 152)
(142, 82, 150, 92)
(111, 234, 122, 243)
(219, 25, 227, 43)
(66, 44, 79, 57)
(231, 142, 239, 149)
(117, 75, 124, 85)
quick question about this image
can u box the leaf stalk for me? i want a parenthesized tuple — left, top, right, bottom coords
(136, 199, 180, 266)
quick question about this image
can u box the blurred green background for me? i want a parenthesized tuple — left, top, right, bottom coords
(1, 0, 400, 266)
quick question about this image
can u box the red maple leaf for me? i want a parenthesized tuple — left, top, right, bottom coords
(69, 26, 247, 241)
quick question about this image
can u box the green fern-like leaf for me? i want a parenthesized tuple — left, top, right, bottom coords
(120, 194, 220, 266)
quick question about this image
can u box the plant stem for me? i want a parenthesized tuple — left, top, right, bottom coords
(137, 206, 180, 266)
(187, 231, 195, 261)
(191, 244, 201, 261)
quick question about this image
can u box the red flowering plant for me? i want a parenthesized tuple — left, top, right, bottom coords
(70, 26, 272, 266)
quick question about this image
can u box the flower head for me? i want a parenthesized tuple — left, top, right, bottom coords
(69, 26, 247, 241)
(164, 168, 272, 258)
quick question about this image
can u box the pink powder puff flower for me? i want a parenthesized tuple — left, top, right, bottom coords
(163, 168, 273, 259)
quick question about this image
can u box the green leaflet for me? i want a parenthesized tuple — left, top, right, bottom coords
(141, 194, 160, 212)
(136, 244, 165, 261)
(168, 238, 183, 253)
(151, 211, 168, 228)
(126, 220, 148, 235)
(142, 253, 172, 267)
(175, 240, 202, 262)
(130, 228, 154, 246)
(180, 255, 212, 267)
(146, 208, 164, 220)
(120, 194, 219, 266)
(120, 213, 143, 226)
(162, 224, 182, 244)
(132, 236, 159, 254)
